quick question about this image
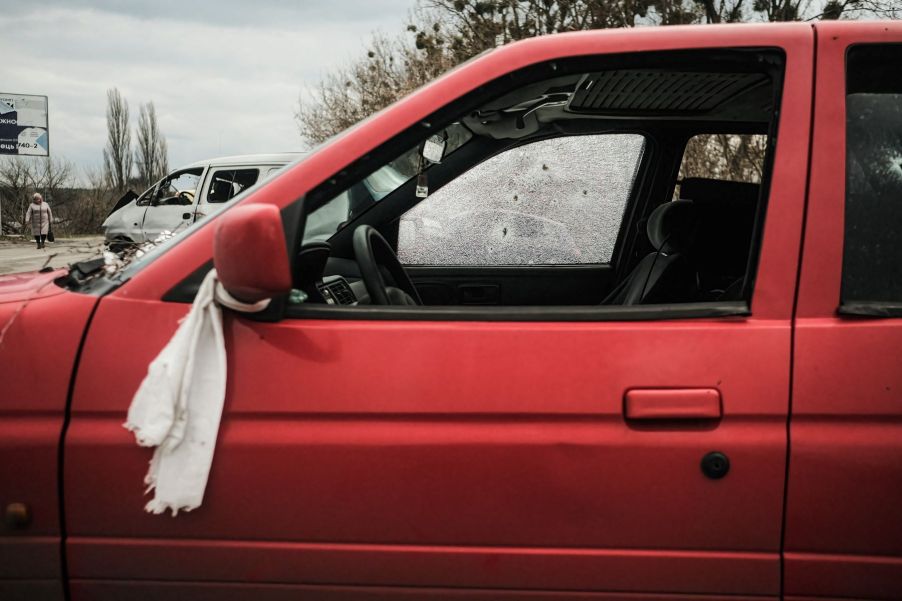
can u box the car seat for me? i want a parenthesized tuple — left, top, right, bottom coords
(601, 199, 699, 305)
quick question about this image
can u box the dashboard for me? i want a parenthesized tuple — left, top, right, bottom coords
(298, 242, 370, 305)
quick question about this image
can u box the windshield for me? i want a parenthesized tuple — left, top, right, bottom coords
(303, 164, 406, 243)
(302, 122, 471, 243)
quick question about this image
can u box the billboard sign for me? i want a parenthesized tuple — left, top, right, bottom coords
(0, 93, 49, 156)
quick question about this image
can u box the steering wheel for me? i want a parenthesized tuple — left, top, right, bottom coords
(353, 225, 422, 305)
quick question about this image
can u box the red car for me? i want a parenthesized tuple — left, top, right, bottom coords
(3, 21, 901, 601)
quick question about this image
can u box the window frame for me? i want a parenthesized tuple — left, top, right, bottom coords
(153, 46, 795, 324)
(282, 51, 786, 321)
(135, 183, 158, 207)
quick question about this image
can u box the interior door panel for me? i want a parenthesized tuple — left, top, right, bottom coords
(407, 265, 615, 305)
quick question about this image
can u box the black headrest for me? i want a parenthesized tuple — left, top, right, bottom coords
(646, 199, 697, 254)
(678, 178, 759, 279)
(296, 242, 330, 286)
(210, 179, 234, 202)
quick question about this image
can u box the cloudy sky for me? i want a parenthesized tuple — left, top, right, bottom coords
(0, 0, 413, 177)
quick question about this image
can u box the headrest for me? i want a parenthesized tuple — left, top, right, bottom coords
(646, 200, 697, 254)
(210, 179, 234, 202)
(679, 177, 760, 279)
(296, 242, 330, 286)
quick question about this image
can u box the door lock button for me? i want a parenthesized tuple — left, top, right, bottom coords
(701, 451, 730, 479)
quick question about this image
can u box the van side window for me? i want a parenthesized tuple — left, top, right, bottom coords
(842, 44, 902, 307)
(206, 169, 260, 203)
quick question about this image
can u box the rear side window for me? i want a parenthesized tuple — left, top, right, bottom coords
(679, 134, 767, 183)
(397, 134, 645, 266)
(206, 168, 260, 203)
(842, 44, 902, 306)
(673, 134, 767, 200)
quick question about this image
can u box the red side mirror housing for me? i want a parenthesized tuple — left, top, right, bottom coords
(213, 204, 292, 303)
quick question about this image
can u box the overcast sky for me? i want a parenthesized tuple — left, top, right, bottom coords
(0, 0, 413, 178)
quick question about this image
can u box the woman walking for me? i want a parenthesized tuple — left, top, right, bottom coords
(25, 193, 53, 249)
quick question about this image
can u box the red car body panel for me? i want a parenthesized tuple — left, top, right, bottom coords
(60, 23, 814, 600)
(0, 273, 98, 599)
(784, 20, 902, 601)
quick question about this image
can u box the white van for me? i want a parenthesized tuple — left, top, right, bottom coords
(102, 153, 300, 246)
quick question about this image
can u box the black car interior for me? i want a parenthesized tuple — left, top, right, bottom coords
(287, 48, 782, 313)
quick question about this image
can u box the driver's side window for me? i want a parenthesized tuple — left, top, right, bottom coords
(397, 134, 646, 266)
(135, 184, 157, 207)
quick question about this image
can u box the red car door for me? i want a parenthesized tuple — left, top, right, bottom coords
(785, 21, 902, 600)
(63, 25, 812, 600)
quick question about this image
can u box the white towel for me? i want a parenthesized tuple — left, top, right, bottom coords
(124, 269, 269, 516)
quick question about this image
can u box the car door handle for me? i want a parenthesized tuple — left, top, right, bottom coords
(624, 388, 722, 421)
(182, 212, 192, 220)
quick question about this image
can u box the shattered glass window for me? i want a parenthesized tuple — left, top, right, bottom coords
(398, 134, 645, 266)
(842, 44, 902, 305)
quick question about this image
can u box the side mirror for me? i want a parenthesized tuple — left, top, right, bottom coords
(213, 204, 292, 303)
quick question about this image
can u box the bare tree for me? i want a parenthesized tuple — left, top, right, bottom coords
(59, 164, 119, 235)
(135, 101, 169, 190)
(103, 88, 133, 192)
(296, 34, 452, 145)
(0, 156, 74, 235)
(296, 0, 902, 147)
(815, 0, 902, 19)
(0, 158, 37, 234)
(156, 135, 168, 181)
(679, 134, 768, 184)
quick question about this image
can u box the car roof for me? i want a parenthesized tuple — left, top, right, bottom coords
(178, 152, 308, 170)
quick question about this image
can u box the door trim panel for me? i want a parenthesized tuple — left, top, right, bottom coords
(69, 537, 778, 595)
(69, 581, 775, 601)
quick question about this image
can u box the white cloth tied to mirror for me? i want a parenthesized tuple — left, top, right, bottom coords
(124, 269, 269, 516)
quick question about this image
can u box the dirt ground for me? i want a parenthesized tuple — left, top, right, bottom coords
(0, 236, 105, 275)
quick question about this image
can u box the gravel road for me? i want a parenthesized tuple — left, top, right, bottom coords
(0, 236, 105, 275)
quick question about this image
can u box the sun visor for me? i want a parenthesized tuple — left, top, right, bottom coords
(568, 70, 769, 115)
